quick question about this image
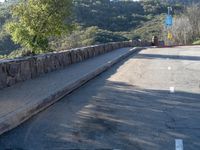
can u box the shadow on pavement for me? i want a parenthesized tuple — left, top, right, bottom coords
(0, 52, 200, 150)
(136, 53, 200, 61)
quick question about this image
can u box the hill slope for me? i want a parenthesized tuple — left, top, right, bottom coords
(0, 0, 192, 57)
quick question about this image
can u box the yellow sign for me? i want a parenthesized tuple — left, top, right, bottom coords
(167, 32, 173, 40)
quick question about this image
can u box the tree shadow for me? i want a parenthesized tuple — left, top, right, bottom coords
(136, 53, 200, 61)
(0, 52, 200, 150)
(56, 82, 200, 149)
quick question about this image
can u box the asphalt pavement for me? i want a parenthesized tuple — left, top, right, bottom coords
(0, 46, 200, 150)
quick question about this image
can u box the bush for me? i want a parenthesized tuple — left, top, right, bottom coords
(193, 39, 200, 45)
(50, 26, 128, 51)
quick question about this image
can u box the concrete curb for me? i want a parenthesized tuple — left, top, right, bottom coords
(0, 47, 144, 136)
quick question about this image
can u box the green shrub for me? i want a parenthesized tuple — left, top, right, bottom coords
(193, 39, 200, 45)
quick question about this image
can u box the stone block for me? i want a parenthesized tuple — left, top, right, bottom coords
(87, 47, 94, 58)
(29, 58, 37, 79)
(53, 54, 61, 70)
(97, 44, 105, 54)
(44, 55, 53, 73)
(93, 45, 100, 56)
(70, 49, 77, 64)
(20, 60, 31, 81)
(84, 47, 90, 58)
(75, 49, 84, 62)
(6, 62, 20, 78)
(109, 43, 114, 51)
(0, 63, 7, 89)
(90, 46, 97, 57)
(119, 42, 124, 48)
(80, 48, 88, 60)
(64, 51, 72, 65)
(57, 52, 68, 68)
(112, 42, 119, 50)
(35, 56, 45, 76)
(6, 76, 16, 87)
(104, 44, 111, 52)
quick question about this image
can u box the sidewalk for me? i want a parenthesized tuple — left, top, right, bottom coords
(0, 47, 143, 135)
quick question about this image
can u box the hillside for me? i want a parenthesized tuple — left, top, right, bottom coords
(0, 0, 20, 55)
(160, 0, 200, 5)
(0, 0, 189, 57)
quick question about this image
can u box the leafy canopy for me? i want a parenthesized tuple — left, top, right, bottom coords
(6, 0, 73, 53)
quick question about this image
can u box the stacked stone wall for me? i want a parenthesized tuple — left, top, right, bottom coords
(0, 41, 150, 89)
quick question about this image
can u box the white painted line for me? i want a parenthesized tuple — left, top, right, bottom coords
(170, 87, 175, 93)
(175, 139, 183, 150)
(168, 66, 171, 70)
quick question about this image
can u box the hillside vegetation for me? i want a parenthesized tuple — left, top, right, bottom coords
(0, 0, 198, 58)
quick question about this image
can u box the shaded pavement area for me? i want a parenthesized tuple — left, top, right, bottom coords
(0, 46, 200, 150)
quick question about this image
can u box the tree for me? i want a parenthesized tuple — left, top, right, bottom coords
(49, 26, 128, 51)
(169, 4, 200, 45)
(171, 16, 193, 44)
(186, 4, 200, 40)
(5, 0, 73, 53)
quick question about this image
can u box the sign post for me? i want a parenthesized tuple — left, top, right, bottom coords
(165, 7, 173, 46)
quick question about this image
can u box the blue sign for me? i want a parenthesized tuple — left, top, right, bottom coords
(165, 15, 173, 27)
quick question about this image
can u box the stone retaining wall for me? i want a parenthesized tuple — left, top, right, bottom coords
(0, 40, 150, 89)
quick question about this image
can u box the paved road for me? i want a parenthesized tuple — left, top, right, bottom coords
(1, 46, 200, 150)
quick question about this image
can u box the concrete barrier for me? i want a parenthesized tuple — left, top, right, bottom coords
(0, 41, 150, 89)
